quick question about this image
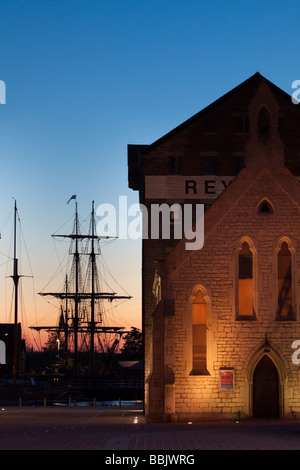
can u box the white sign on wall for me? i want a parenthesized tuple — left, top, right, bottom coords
(145, 175, 235, 200)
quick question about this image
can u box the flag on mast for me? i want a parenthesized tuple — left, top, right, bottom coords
(67, 195, 76, 204)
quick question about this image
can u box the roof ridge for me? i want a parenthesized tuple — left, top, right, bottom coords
(148, 73, 294, 150)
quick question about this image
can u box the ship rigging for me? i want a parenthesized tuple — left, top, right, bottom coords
(30, 197, 132, 376)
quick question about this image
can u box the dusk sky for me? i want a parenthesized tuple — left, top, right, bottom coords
(0, 0, 299, 348)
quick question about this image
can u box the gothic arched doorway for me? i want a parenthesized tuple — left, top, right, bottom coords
(253, 355, 279, 418)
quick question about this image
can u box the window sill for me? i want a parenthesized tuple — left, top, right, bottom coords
(190, 369, 210, 376)
(236, 315, 257, 321)
(275, 317, 296, 322)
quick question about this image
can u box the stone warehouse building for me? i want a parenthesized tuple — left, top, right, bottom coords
(128, 73, 300, 422)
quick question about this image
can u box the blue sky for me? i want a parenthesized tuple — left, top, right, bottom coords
(0, 0, 299, 346)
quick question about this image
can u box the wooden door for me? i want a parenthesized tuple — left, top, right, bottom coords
(253, 355, 279, 418)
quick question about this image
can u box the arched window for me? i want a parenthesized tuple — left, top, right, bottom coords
(258, 199, 274, 215)
(238, 241, 255, 318)
(258, 107, 270, 138)
(192, 291, 208, 374)
(277, 241, 293, 318)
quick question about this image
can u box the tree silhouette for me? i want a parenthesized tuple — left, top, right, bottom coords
(120, 327, 142, 360)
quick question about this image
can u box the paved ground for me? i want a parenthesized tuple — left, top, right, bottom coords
(0, 405, 300, 452)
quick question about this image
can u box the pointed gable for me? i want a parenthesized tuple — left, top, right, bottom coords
(164, 77, 300, 275)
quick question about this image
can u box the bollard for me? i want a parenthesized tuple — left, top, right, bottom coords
(44, 398, 47, 408)
(68, 396, 71, 408)
(19, 397, 22, 408)
(119, 398, 121, 408)
(93, 397, 96, 409)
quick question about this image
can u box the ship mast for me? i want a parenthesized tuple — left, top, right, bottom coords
(10, 201, 31, 384)
(90, 200, 96, 373)
(74, 199, 79, 375)
(12, 200, 19, 385)
(64, 275, 69, 363)
(33, 197, 132, 377)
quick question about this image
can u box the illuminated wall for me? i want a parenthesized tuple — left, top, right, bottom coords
(128, 73, 300, 421)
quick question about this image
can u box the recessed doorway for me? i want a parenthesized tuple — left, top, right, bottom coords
(253, 355, 279, 418)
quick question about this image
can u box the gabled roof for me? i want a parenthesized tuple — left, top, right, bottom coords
(147, 72, 295, 150)
(128, 73, 299, 191)
(165, 164, 300, 277)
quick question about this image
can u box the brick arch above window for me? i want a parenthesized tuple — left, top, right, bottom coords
(236, 236, 257, 252)
(188, 284, 211, 306)
(257, 198, 274, 215)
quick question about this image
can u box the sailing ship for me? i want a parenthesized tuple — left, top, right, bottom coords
(0, 197, 139, 404)
(30, 196, 132, 379)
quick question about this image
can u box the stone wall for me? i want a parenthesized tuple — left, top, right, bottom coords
(128, 73, 300, 421)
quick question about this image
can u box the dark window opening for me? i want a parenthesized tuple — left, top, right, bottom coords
(258, 107, 270, 138)
(236, 156, 245, 173)
(204, 156, 215, 175)
(204, 121, 216, 132)
(258, 200, 274, 214)
(170, 156, 179, 174)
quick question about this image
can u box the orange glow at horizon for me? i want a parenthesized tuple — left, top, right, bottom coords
(0, 209, 142, 351)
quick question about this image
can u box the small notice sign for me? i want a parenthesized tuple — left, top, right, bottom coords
(219, 369, 234, 392)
